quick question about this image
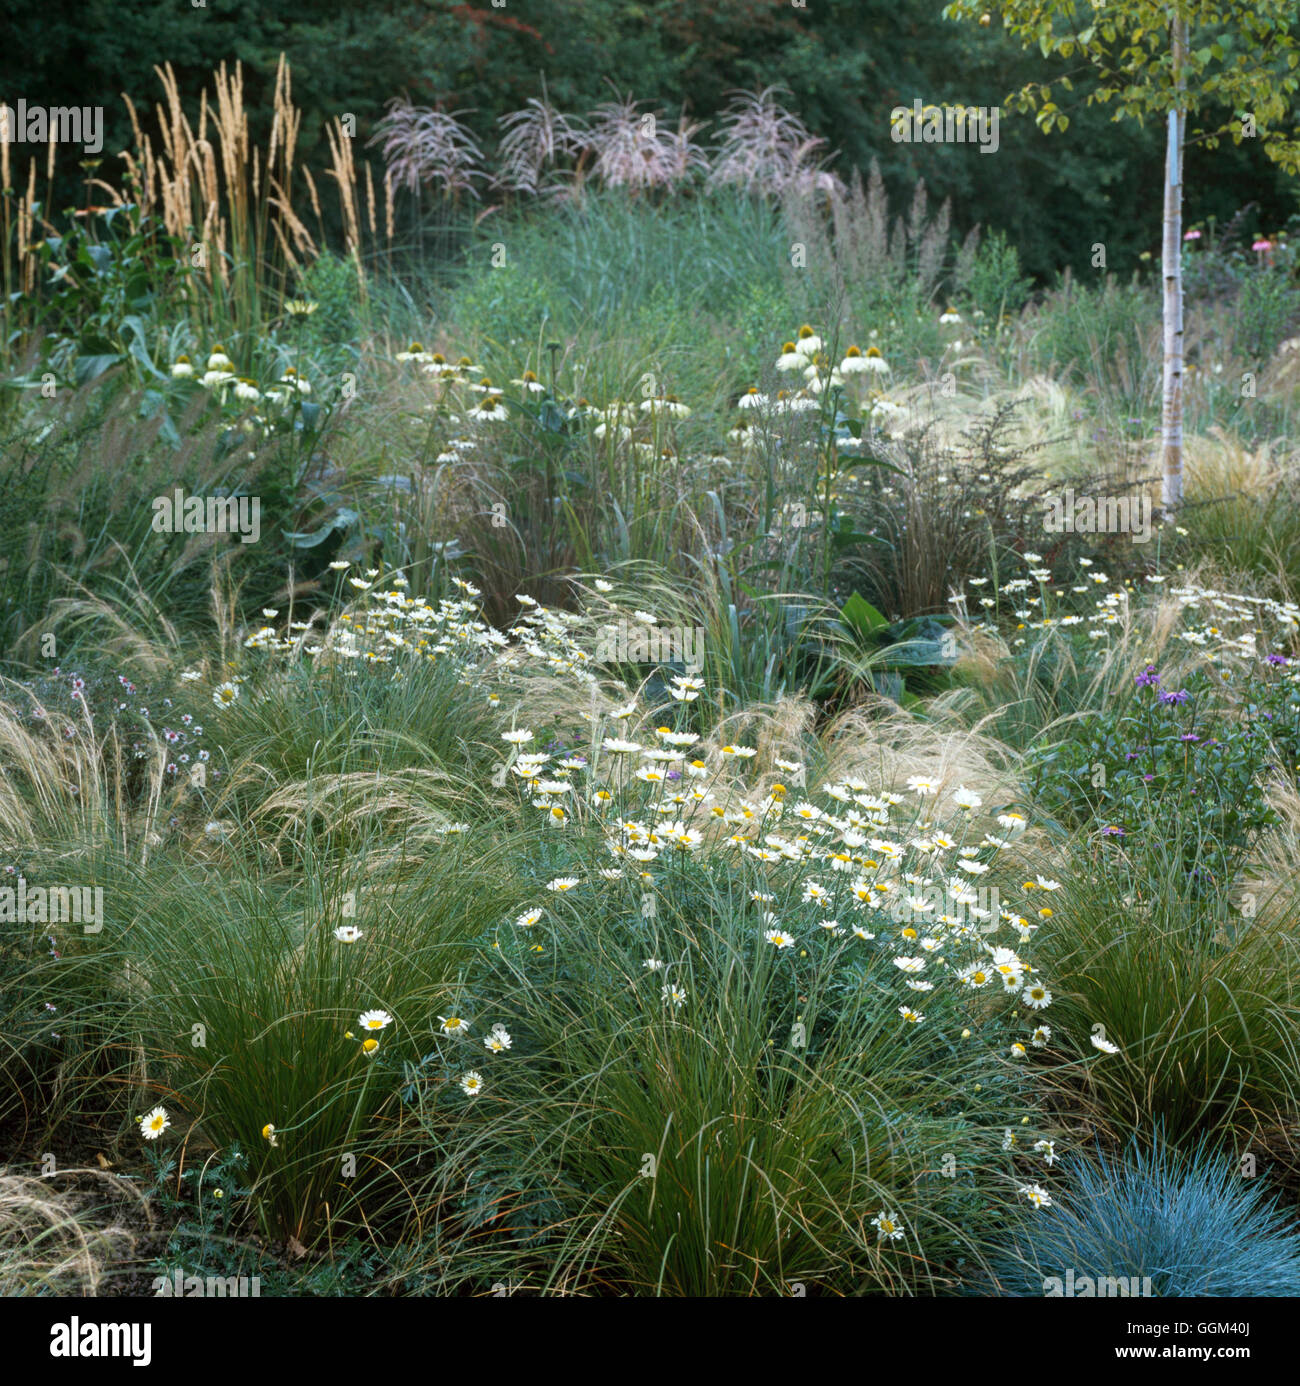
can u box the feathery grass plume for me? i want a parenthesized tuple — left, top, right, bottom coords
(708, 86, 844, 199)
(495, 96, 588, 197)
(0, 673, 165, 854)
(5, 56, 385, 357)
(0, 1168, 148, 1295)
(584, 93, 708, 194)
(370, 99, 486, 203)
(818, 695, 1020, 807)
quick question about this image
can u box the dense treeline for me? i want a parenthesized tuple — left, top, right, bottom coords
(3, 0, 1296, 276)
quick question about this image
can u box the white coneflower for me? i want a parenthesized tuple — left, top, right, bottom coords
(737, 386, 768, 409)
(794, 325, 822, 356)
(861, 346, 890, 374)
(640, 394, 691, 418)
(233, 378, 261, 402)
(775, 341, 805, 372)
(939, 307, 962, 325)
(804, 369, 844, 394)
(333, 925, 363, 944)
(206, 347, 234, 371)
(170, 355, 196, 379)
(839, 345, 872, 374)
(470, 395, 508, 422)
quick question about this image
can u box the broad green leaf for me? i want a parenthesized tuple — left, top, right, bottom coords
(840, 592, 889, 640)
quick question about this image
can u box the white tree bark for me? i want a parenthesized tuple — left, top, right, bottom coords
(1162, 12, 1188, 518)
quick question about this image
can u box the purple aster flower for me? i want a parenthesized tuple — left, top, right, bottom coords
(1159, 689, 1189, 704)
(1265, 654, 1289, 667)
(1134, 665, 1161, 688)
(1179, 733, 1200, 742)
(1101, 825, 1125, 838)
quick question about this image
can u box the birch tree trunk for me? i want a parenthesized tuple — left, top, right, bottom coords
(1161, 12, 1188, 518)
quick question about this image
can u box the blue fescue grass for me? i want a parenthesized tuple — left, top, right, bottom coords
(983, 1134, 1300, 1297)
